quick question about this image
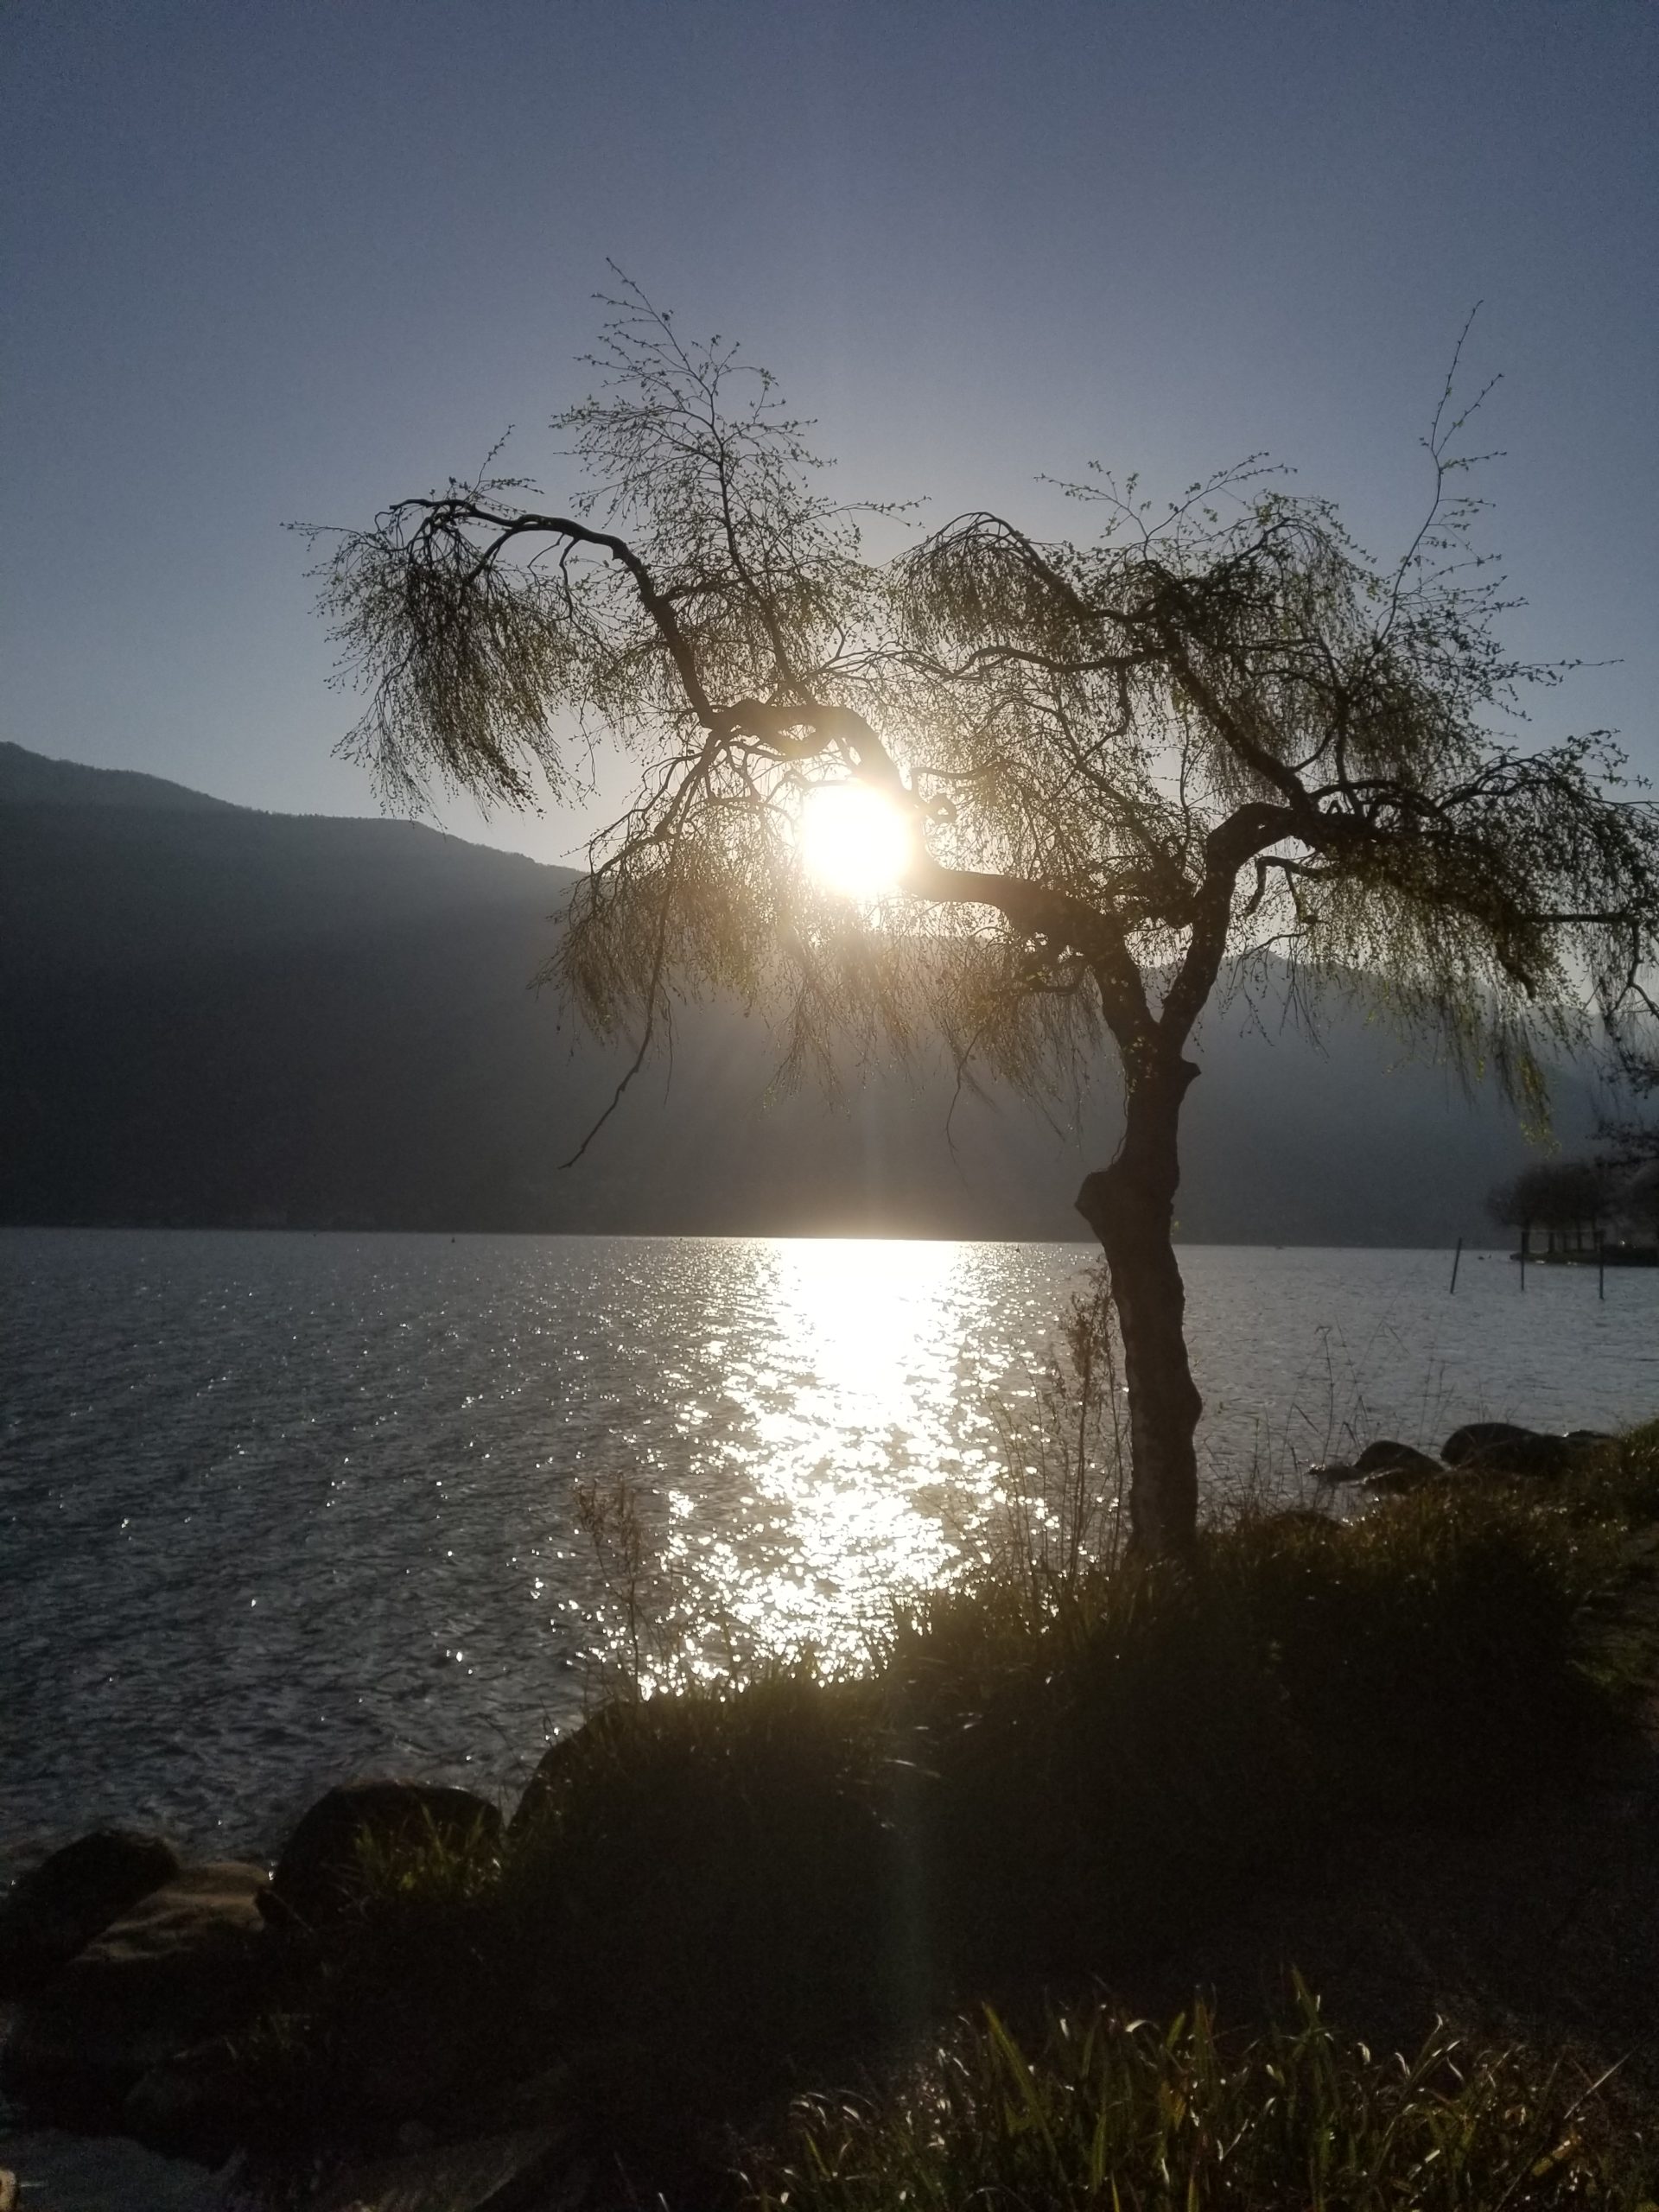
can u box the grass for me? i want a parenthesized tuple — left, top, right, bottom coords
(740, 1982, 1649, 2211)
(231, 1421, 1659, 2196)
(1557, 1418, 1659, 1531)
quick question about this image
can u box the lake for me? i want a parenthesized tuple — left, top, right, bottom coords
(3, 1228, 1656, 1861)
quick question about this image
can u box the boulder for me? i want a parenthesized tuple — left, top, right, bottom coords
(1441, 1421, 1538, 1467)
(326, 1988, 507, 2123)
(1497, 1432, 1578, 1477)
(0, 1827, 182, 1998)
(261, 1779, 503, 1933)
(1, 1861, 270, 2129)
(1360, 1465, 1436, 1497)
(1443, 1421, 1581, 1478)
(123, 2034, 256, 2164)
(0, 2139, 220, 2210)
(1353, 1440, 1441, 1479)
(301, 2127, 569, 2212)
(511, 1731, 582, 1835)
(509, 1713, 635, 1836)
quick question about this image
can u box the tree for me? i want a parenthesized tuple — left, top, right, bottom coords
(1486, 1168, 1539, 1248)
(312, 289, 1659, 1557)
(1627, 1160, 1659, 1244)
(1596, 1007, 1659, 1169)
(1488, 1159, 1616, 1254)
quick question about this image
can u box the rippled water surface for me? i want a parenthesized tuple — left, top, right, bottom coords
(3, 1229, 1656, 1857)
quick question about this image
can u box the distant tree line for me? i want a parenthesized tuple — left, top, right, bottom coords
(1488, 1152, 1659, 1253)
(1489, 1009, 1659, 1252)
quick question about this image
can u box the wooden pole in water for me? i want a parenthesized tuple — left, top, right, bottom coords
(1598, 1230, 1605, 1301)
(1449, 1236, 1463, 1294)
(1520, 1226, 1529, 1290)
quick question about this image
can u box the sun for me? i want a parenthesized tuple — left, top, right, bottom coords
(798, 782, 913, 899)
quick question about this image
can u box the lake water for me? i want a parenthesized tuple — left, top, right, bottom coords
(3, 1229, 1656, 1862)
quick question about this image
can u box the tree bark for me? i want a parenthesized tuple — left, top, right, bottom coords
(1075, 1048, 1202, 1559)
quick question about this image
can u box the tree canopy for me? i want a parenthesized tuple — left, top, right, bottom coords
(1488, 1159, 1616, 1243)
(312, 286, 1659, 1552)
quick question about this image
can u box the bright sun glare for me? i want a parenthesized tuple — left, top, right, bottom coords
(799, 782, 912, 899)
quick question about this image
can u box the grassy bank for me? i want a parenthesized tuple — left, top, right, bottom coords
(742, 1985, 1649, 2211)
(243, 1423, 1659, 2200)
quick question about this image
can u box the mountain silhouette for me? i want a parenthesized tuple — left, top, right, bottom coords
(0, 741, 1578, 1241)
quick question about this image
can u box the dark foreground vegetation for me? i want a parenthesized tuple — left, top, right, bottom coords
(741, 1987, 1647, 2212)
(7, 1425, 1659, 2205)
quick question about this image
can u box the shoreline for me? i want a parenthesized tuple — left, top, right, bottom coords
(5, 1419, 1659, 2206)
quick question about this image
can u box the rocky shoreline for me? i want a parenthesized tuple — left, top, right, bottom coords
(0, 1780, 563, 2209)
(1310, 1417, 1616, 1492)
(3, 1414, 1653, 2212)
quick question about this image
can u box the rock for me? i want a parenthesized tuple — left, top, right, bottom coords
(1353, 1440, 1441, 1478)
(0, 2169, 14, 2212)
(1360, 1465, 1434, 1497)
(1444, 1421, 1584, 1478)
(262, 1779, 503, 1933)
(340, 1991, 505, 2120)
(1441, 1421, 1537, 1467)
(1, 1860, 270, 2129)
(302, 2127, 571, 2212)
(0, 1827, 182, 1998)
(1500, 1433, 1579, 1476)
(1353, 1440, 1444, 1497)
(1313, 1446, 1441, 1490)
(511, 1731, 582, 1834)
(123, 2035, 254, 2164)
(510, 1713, 636, 1836)
(0, 2136, 224, 2210)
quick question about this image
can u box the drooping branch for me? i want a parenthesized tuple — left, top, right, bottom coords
(317, 297, 1659, 1147)
(388, 496, 722, 728)
(313, 291, 1659, 1566)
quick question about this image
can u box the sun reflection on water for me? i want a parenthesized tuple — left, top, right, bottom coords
(652, 1237, 1014, 1678)
(14, 1231, 1659, 1846)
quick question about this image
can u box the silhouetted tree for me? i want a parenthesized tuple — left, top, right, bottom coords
(1626, 1160, 1659, 1243)
(1489, 1159, 1616, 1254)
(1487, 1172, 1531, 1245)
(1596, 1017, 1659, 1170)
(312, 289, 1659, 1556)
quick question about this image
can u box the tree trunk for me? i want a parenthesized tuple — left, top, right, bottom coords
(1075, 1050, 1202, 1559)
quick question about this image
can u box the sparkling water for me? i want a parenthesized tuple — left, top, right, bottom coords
(3, 1230, 1655, 1858)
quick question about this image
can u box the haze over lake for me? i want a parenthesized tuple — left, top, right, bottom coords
(3, 1228, 1656, 1860)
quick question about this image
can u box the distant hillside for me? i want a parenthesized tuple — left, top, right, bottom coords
(0, 744, 574, 984)
(0, 739, 241, 814)
(0, 742, 1581, 1240)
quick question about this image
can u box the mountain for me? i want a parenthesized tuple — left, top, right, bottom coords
(0, 742, 1580, 1240)
(0, 740, 240, 815)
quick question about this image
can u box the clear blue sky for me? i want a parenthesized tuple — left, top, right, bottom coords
(4, 0, 1655, 863)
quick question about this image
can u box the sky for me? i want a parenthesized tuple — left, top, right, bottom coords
(4, 0, 1656, 867)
